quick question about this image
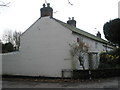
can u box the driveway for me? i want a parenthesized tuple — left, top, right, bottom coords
(1, 77, 120, 89)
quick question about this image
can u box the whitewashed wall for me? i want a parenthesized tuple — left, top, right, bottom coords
(3, 17, 77, 77)
(72, 33, 113, 69)
(2, 17, 113, 77)
(2, 52, 21, 75)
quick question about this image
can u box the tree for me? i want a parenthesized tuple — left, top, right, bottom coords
(2, 30, 13, 44)
(103, 18, 120, 46)
(0, 40, 2, 53)
(2, 42, 14, 53)
(13, 31, 21, 50)
(0, 1, 10, 7)
(69, 39, 89, 70)
(2, 30, 21, 50)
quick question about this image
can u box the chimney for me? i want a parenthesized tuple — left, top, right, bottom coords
(40, 3, 53, 17)
(67, 17, 76, 27)
(96, 31, 101, 38)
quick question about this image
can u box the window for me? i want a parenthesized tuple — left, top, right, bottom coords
(77, 38, 79, 42)
(95, 42, 98, 48)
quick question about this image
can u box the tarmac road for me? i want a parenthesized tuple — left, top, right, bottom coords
(1, 77, 120, 89)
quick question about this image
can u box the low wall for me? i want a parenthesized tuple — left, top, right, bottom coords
(2, 51, 71, 77)
(2, 52, 22, 75)
(73, 68, 120, 79)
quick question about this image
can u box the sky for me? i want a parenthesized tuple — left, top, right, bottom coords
(0, 0, 120, 40)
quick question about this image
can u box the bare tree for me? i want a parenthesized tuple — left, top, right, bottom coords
(2, 30, 13, 44)
(69, 39, 89, 70)
(2, 30, 21, 50)
(0, 39, 2, 53)
(68, 0, 73, 5)
(13, 31, 21, 50)
(44, 0, 47, 4)
(0, 1, 10, 7)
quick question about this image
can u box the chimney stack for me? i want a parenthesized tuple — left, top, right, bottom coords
(96, 31, 101, 38)
(67, 17, 76, 27)
(40, 3, 53, 17)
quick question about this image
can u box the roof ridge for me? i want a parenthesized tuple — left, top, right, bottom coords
(53, 18, 108, 44)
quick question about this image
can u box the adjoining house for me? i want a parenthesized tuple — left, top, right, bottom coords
(2, 3, 115, 78)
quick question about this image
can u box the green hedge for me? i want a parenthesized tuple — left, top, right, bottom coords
(99, 48, 120, 69)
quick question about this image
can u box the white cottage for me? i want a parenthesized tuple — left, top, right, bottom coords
(2, 3, 115, 78)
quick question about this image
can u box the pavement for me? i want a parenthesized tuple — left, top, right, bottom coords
(1, 76, 120, 89)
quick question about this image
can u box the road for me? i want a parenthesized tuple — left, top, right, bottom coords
(1, 77, 120, 89)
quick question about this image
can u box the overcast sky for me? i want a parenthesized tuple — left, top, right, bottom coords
(0, 0, 119, 40)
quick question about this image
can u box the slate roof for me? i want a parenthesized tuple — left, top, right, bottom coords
(21, 16, 113, 47)
(53, 18, 109, 44)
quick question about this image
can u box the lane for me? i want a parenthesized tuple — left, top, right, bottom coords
(2, 77, 119, 88)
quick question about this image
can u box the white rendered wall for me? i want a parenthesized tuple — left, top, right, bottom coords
(3, 17, 77, 77)
(72, 33, 112, 69)
(2, 17, 113, 77)
(2, 52, 22, 75)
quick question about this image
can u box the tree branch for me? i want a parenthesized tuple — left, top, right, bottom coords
(0, 1, 10, 7)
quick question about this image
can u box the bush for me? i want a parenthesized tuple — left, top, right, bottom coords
(99, 48, 120, 69)
(2, 42, 14, 53)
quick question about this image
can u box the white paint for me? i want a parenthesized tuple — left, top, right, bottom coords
(3, 17, 76, 77)
(2, 17, 114, 77)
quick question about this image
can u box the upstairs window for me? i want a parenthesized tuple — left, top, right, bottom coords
(77, 38, 79, 42)
(95, 42, 98, 48)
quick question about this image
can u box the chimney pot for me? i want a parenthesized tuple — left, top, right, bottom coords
(72, 17, 74, 20)
(47, 3, 50, 7)
(68, 17, 71, 20)
(43, 4, 45, 7)
(40, 3, 53, 17)
(67, 17, 76, 27)
(97, 31, 101, 38)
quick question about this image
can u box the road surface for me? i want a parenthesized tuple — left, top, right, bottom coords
(1, 77, 120, 89)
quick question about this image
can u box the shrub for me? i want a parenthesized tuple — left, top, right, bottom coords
(99, 48, 120, 69)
